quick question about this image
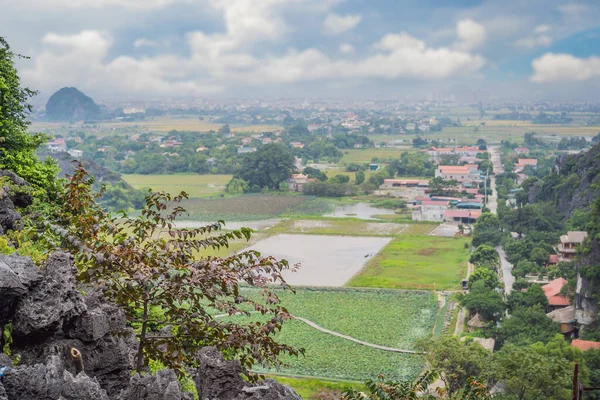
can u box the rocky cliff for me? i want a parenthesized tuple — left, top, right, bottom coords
(0, 253, 301, 400)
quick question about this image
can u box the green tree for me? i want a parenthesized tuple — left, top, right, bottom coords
(0, 37, 58, 195)
(506, 284, 548, 312)
(355, 170, 365, 185)
(342, 372, 438, 400)
(330, 174, 350, 184)
(422, 336, 492, 397)
(225, 177, 249, 194)
(469, 245, 499, 268)
(472, 213, 504, 247)
(468, 267, 501, 290)
(236, 144, 295, 190)
(497, 305, 560, 347)
(460, 281, 505, 322)
(492, 344, 571, 400)
(51, 165, 301, 374)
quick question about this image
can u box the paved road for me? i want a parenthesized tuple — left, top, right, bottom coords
(497, 246, 515, 294)
(487, 146, 502, 215)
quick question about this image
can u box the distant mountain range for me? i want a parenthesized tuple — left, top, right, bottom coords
(44, 87, 101, 121)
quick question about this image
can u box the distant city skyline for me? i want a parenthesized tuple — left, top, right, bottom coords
(3, 0, 600, 101)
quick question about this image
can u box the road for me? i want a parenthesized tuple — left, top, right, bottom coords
(497, 247, 515, 294)
(486, 146, 502, 215)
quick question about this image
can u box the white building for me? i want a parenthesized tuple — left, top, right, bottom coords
(412, 201, 450, 222)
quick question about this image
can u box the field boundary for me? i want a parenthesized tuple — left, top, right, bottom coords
(215, 312, 424, 355)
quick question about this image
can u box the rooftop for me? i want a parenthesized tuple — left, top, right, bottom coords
(572, 339, 600, 351)
(560, 231, 588, 244)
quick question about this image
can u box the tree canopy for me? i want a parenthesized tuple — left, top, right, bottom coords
(236, 144, 295, 190)
(0, 37, 58, 194)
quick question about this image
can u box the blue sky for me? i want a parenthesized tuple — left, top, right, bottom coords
(2, 0, 600, 101)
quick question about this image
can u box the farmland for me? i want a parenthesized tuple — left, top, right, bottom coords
(31, 117, 281, 135)
(348, 235, 470, 290)
(230, 287, 437, 382)
(122, 174, 232, 198)
(177, 195, 330, 221)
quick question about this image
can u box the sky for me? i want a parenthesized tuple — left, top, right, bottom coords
(2, 0, 600, 101)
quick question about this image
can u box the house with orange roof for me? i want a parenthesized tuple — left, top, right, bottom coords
(542, 277, 571, 312)
(288, 173, 309, 192)
(518, 158, 537, 166)
(435, 165, 481, 183)
(443, 210, 481, 224)
(572, 339, 600, 351)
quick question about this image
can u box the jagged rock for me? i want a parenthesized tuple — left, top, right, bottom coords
(0, 170, 32, 208)
(0, 383, 7, 400)
(12, 252, 86, 339)
(194, 347, 245, 399)
(0, 254, 42, 321)
(64, 288, 127, 342)
(118, 369, 190, 400)
(2, 355, 109, 400)
(193, 347, 301, 400)
(0, 187, 22, 235)
(238, 379, 302, 400)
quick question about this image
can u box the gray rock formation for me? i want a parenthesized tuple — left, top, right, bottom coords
(0, 170, 33, 234)
(194, 347, 301, 400)
(118, 369, 191, 400)
(0, 252, 302, 400)
(12, 252, 86, 339)
(2, 355, 109, 400)
(0, 254, 42, 321)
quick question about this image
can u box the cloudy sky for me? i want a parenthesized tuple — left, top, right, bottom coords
(3, 0, 600, 101)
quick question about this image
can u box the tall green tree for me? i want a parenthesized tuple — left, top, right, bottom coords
(236, 144, 295, 190)
(0, 37, 58, 194)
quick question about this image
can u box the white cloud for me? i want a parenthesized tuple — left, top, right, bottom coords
(339, 43, 354, 54)
(515, 35, 552, 48)
(323, 13, 362, 35)
(453, 19, 486, 51)
(133, 38, 169, 48)
(531, 53, 600, 83)
(534, 24, 551, 34)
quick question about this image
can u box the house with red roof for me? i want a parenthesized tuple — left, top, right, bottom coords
(542, 277, 571, 312)
(572, 339, 600, 351)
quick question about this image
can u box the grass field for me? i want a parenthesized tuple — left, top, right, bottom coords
(178, 194, 332, 221)
(122, 174, 232, 198)
(31, 117, 281, 135)
(348, 235, 469, 290)
(234, 287, 436, 382)
(272, 376, 365, 399)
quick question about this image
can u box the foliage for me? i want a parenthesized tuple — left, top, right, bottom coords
(355, 170, 365, 185)
(0, 36, 59, 196)
(584, 349, 600, 400)
(2, 322, 13, 356)
(225, 177, 249, 194)
(459, 281, 505, 322)
(467, 268, 500, 290)
(386, 152, 435, 177)
(342, 371, 438, 400)
(422, 337, 492, 397)
(236, 143, 296, 190)
(506, 284, 548, 312)
(497, 305, 560, 347)
(371, 199, 407, 210)
(471, 213, 504, 247)
(492, 344, 571, 400)
(50, 164, 301, 374)
(469, 245, 499, 268)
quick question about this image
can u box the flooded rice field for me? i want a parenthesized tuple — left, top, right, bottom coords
(247, 234, 392, 286)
